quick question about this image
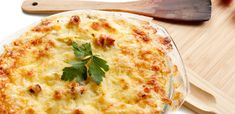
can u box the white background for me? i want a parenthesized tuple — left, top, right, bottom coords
(0, 1, 42, 42)
(0, 1, 194, 114)
(0, 0, 135, 42)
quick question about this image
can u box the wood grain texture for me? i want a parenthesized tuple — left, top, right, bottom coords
(22, 0, 211, 21)
(186, 69, 235, 114)
(155, 0, 235, 98)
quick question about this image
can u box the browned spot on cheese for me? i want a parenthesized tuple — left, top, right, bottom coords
(161, 97, 172, 105)
(32, 20, 60, 32)
(158, 37, 171, 45)
(67, 82, 86, 99)
(0, 91, 11, 113)
(105, 37, 115, 46)
(146, 79, 156, 86)
(4, 47, 25, 59)
(101, 21, 116, 33)
(0, 79, 7, 89)
(143, 25, 157, 34)
(69, 15, 80, 26)
(173, 65, 178, 72)
(67, 15, 81, 29)
(153, 110, 161, 114)
(32, 26, 50, 32)
(30, 38, 43, 46)
(144, 100, 157, 107)
(73, 109, 84, 114)
(133, 29, 151, 42)
(91, 19, 116, 32)
(135, 49, 167, 75)
(133, 29, 145, 36)
(13, 40, 23, 46)
(94, 35, 115, 47)
(120, 79, 129, 90)
(173, 92, 182, 101)
(36, 50, 49, 59)
(70, 87, 79, 97)
(26, 108, 35, 114)
(47, 40, 56, 47)
(67, 82, 79, 88)
(134, 61, 149, 70)
(158, 37, 172, 50)
(27, 70, 34, 77)
(143, 78, 167, 97)
(79, 86, 86, 95)
(157, 48, 165, 56)
(53, 90, 63, 100)
(0, 66, 9, 77)
(94, 36, 104, 47)
(0, 80, 10, 114)
(151, 65, 160, 72)
(137, 92, 149, 99)
(0, 108, 7, 114)
(20, 69, 34, 78)
(153, 84, 161, 93)
(173, 64, 179, 76)
(139, 50, 152, 61)
(91, 22, 101, 31)
(45, 40, 56, 51)
(156, 86, 167, 97)
(29, 84, 42, 95)
(143, 85, 151, 93)
(120, 47, 133, 56)
(31, 39, 55, 59)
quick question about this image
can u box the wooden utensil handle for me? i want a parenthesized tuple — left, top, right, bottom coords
(187, 68, 235, 114)
(22, 0, 150, 14)
(22, 0, 211, 21)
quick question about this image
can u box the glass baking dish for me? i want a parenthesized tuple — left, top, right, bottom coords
(0, 10, 189, 113)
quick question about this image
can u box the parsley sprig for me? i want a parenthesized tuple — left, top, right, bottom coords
(61, 42, 109, 84)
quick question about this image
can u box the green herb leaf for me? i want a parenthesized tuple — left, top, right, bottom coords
(61, 61, 87, 82)
(61, 42, 109, 84)
(92, 56, 109, 71)
(72, 42, 92, 59)
(88, 56, 109, 84)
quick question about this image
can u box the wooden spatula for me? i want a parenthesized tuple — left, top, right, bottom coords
(22, 0, 212, 21)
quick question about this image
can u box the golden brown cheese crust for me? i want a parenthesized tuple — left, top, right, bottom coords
(0, 11, 182, 114)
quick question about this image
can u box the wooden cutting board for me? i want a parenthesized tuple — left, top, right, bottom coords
(156, 0, 235, 99)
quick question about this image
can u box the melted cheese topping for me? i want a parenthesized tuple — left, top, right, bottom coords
(0, 11, 182, 114)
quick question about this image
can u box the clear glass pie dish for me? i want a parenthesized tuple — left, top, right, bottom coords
(153, 24, 189, 113)
(0, 10, 189, 113)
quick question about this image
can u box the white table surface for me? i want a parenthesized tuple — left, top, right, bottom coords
(0, 1, 194, 114)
